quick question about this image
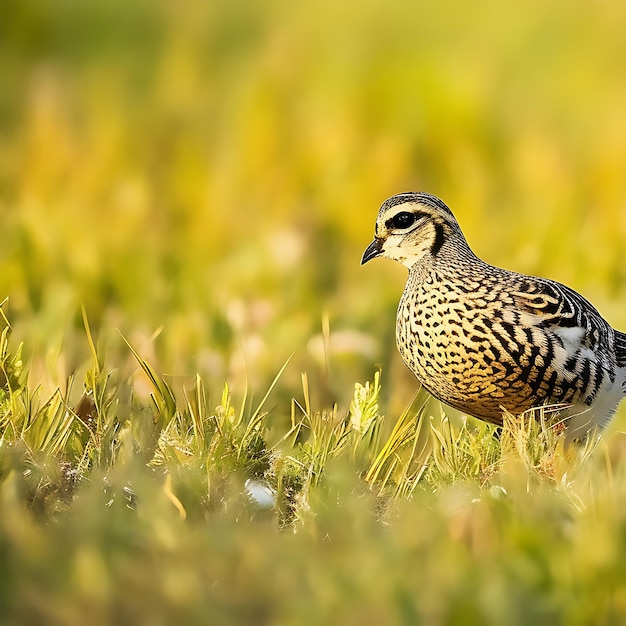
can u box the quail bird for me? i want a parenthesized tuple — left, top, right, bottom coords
(362, 192, 626, 446)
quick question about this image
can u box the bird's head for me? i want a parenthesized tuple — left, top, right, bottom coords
(361, 192, 463, 269)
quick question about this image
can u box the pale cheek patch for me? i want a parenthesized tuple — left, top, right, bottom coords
(382, 238, 431, 268)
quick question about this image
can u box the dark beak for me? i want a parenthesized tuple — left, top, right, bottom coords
(361, 238, 383, 265)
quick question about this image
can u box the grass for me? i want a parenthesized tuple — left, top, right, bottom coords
(2, 0, 626, 623)
(2, 308, 626, 624)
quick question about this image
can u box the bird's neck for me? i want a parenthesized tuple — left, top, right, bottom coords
(408, 233, 483, 281)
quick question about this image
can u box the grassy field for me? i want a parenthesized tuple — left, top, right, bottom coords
(2, 0, 626, 623)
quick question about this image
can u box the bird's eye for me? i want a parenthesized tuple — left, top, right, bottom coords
(391, 212, 416, 229)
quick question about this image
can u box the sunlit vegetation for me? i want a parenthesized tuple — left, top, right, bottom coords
(2, 0, 626, 623)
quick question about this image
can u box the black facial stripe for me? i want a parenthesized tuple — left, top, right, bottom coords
(431, 222, 445, 255)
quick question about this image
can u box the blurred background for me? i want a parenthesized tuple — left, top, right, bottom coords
(1, 0, 626, 421)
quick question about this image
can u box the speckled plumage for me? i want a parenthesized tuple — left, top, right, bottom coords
(362, 192, 626, 445)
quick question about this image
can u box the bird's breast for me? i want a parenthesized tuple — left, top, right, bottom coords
(395, 276, 593, 420)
